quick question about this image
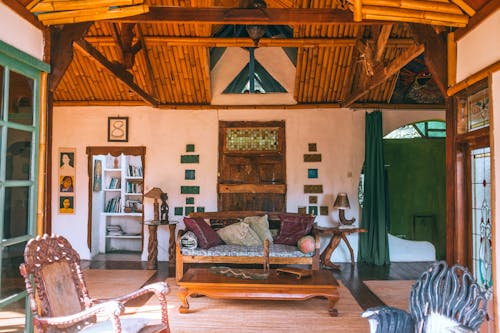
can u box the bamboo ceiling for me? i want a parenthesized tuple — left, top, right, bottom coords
(14, 0, 494, 108)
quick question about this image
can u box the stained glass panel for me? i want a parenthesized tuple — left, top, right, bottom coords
(471, 147, 492, 290)
(468, 88, 489, 131)
(226, 128, 279, 151)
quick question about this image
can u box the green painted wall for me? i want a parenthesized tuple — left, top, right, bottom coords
(384, 138, 446, 259)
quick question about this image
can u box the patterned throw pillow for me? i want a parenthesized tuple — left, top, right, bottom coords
(216, 222, 262, 246)
(183, 217, 223, 249)
(243, 215, 273, 244)
(274, 214, 315, 245)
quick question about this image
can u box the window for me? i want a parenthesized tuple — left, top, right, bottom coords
(384, 120, 446, 139)
(0, 40, 49, 330)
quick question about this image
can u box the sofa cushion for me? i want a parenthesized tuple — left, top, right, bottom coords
(181, 244, 314, 258)
(217, 222, 262, 246)
(274, 214, 315, 245)
(183, 217, 223, 249)
(243, 215, 273, 244)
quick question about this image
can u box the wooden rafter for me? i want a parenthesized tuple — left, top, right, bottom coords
(74, 39, 158, 107)
(408, 23, 447, 97)
(49, 23, 93, 92)
(84, 36, 416, 48)
(111, 23, 141, 69)
(343, 24, 395, 103)
(342, 43, 425, 107)
(136, 26, 159, 99)
(112, 7, 386, 25)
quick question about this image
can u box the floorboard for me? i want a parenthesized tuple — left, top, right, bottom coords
(81, 253, 432, 310)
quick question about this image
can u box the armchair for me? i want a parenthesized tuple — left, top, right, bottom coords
(19, 234, 170, 333)
(362, 261, 490, 333)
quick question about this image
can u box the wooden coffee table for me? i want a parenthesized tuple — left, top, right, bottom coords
(177, 268, 340, 316)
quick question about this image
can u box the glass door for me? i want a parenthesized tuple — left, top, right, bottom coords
(0, 41, 49, 332)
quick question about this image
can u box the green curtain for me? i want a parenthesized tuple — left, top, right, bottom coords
(358, 111, 390, 265)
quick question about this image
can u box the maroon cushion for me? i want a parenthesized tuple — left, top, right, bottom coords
(183, 217, 223, 249)
(274, 214, 315, 245)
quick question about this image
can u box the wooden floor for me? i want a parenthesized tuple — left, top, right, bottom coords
(82, 252, 431, 310)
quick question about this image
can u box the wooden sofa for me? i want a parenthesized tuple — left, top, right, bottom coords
(176, 211, 320, 281)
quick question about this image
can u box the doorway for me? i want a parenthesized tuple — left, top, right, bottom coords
(86, 146, 145, 258)
(218, 121, 286, 211)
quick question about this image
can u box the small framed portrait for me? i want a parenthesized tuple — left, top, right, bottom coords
(59, 150, 75, 175)
(59, 196, 74, 214)
(60, 175, 74, 193)
(108, 117, 129, 142)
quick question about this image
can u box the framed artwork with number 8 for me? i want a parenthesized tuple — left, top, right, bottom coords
(108, 117, 129, 142)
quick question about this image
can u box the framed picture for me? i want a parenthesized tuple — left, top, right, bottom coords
(108, 117, 129, 142)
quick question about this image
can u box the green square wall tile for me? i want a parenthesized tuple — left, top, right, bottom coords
(185, 206, 194, 215)
(308, 206, 318, 215)
(186, 197, 194, 205)
(185, 170, 196, 180)
(196, 207, 205, 212)
(308, 168, 318, 179)
(186, 144, 195, 152)
(181, 186, 200, 194)
(174, 207, 183, 216)
(181, 155, 199, 163)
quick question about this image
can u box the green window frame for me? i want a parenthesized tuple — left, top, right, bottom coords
(0, 40, 49, 330)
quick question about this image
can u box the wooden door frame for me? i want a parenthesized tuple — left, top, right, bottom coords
(85, 146, 145, 250)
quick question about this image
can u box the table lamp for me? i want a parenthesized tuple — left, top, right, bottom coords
(333, 192, 356, 225)
(144, 187, 163, 221)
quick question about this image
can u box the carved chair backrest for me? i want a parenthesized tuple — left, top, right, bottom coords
(19, 234, 95, 331)
(409, 261, 489, 332)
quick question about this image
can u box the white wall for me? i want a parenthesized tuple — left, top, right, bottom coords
(0, 3, 44, 60)
(52, 106, 444, 261)
(456, 9, 500, 83)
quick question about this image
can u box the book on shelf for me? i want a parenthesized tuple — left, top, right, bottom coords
(128, 165, 143, 177)
(105, 197, 121, 213)
(108, 177, 121, 189)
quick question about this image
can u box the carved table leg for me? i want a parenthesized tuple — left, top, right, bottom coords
(168, 223, 177, 267)
(341, 233, 355, 266)
(147, 224, 158, 270)
(178, 287, 190, 313)
(327, 297, 339, 317)
(321, 234, 342, 270)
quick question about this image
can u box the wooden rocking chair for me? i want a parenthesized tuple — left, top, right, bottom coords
(19, 234, 170, 333)
(362, 261, 491, 333)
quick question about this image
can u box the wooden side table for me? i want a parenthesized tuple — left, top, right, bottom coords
(316, 225, 368, 270)
(144, 220, 178, 269)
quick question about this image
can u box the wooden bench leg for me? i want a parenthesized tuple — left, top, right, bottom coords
(178, 287, 190, 313)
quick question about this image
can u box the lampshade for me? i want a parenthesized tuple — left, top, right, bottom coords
(333, 192, 351, 209)
(144, 187, 163, 199)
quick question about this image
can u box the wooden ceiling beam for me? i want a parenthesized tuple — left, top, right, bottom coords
(409, 24, 447, 97)
(342, 43, 425, 107)
(111, 7, 388, 25)
(49, 23, 93, 92)
(74, 39, 159, 107)
(111, 23, 141, 69)
(84, 36, 416, 48)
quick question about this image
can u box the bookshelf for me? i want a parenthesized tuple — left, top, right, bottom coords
(101, 154, 144, 252)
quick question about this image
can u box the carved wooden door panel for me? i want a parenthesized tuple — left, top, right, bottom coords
(218, 121, 286, 211)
